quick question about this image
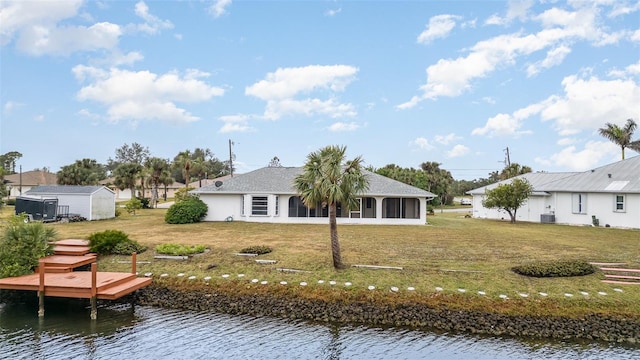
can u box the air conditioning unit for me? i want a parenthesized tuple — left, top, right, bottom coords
(540, 213, 556, 224)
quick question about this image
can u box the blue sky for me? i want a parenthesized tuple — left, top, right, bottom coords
(1, 0, 639, 180)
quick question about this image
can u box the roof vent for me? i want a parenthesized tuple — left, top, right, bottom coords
(215, 181, 223, 187)
(608, 173, 611, 178)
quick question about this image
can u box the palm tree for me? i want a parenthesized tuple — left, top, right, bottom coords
(113, 163, 143, 198)
(598, 119, 640, 160)
(145, 157, 172, 208)
(173, 150, 193, 187)
(293, 145, 369, 269)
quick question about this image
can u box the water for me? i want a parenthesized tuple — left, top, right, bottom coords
(1, 298, 637, 360)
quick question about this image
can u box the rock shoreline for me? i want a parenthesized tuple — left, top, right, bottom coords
(135, 285, 640, 345)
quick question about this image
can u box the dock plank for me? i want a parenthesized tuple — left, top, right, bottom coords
(53, 245, 91, 256)
(54, 239, 90, 246)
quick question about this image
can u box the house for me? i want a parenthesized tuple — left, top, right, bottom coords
(101, 178, 184, 201)
(26, 185, 116, 221)
(192, 167, 436, 225)
(467, 156, 640, 229)
(3, 170, 58, 197)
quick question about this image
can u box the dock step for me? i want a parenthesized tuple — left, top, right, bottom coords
(98, 277, 152, 300)
(602, 280, 640, 285)
(604, 274, 640, 281)
(54, 239, 90, 247)
(53, 245, 91, 256)
(599, 267, 640, 273)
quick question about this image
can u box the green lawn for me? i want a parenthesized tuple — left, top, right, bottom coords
(2, 206, 639, 318)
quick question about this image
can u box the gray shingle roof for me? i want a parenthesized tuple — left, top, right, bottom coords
(27, 185, 111, 195)
(193, 167, 436, 198)
(467, 155, 640, 194)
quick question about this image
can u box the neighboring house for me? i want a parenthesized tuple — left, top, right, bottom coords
(26, 185, 116, 221)
(467, 156, 640, 229)
(3, 171, 58, 197)
(101, 178, 184, 201)
(192, 167, 436, 225)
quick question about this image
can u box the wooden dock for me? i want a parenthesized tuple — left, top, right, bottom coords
(0, 239, 152, 319)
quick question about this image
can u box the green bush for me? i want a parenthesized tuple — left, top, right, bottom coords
(0, 221, 56, 278)
(125, 198, 143, 215)
(512, 259, 597, 278)
(88, 230, 146, 255)
(137, 197, 151, 209)
(164, 196, 207, 224)
(156, 244, 207, 256)
(239, 245, 273, 255)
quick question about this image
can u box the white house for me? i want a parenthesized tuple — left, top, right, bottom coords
(192, 167, 436, 225)
(467, 156, 640, 229)
(4, 171, 58, 197)
(26, 185, 116, 221)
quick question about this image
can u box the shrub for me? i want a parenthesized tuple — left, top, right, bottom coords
(88, 230, 147, 255)
(137, 197, 151, 209)
(239, 245, 273, 255)
(156, 244, 207, 256)
(165, 196, 207, 224)
(174, 187, 196, 203)
(0, 221, 56, 278)
(512, 259, 597, 278)
(125, 198, 143, 215)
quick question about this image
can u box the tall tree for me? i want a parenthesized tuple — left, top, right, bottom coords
(420, 161, 453, 206)
(598, 119, 640, 160)
(57, 159, 107, 185)
(0, 151, 23, 174)
(482, 178, 533, 224)
(107, 143, 150, 172)
(173, 150, 193, 186)
(145, 157, 172, 207)
(499, 163, 532, 180)
(113, 163, 143, 197)
(293, 145, 369, 269)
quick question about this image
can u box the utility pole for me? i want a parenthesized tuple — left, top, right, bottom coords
(504, 147, 511, 167)
(228, 139, 234, 177)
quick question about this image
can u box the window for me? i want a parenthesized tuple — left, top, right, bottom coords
(240, 195, 245, 216)
(571, 193, 587, 214)
(288, 196, 308, 217)
(382, 198, 420, 219)
(614, 194, 625, 212)
(275, 196, 279, 216)
(251, 196, 268, 216)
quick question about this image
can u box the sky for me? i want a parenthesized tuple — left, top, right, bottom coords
(1, 0, 639, 180)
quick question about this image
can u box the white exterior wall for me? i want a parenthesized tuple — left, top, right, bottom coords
(200, 194, 427, 225)
(90, 188, 116, 220)
(472, 192, 640, 229)
(56, 194, 91, 220)
(552, 192, 640, 229)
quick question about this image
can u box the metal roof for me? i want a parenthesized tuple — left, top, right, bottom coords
(193, 166, 436, 198)
(26, 185, 114, 195)
(467, 155, 640, 194)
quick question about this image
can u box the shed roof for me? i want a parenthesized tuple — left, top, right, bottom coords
(26, 185, 114, 195)
(193, 166, 436, 198)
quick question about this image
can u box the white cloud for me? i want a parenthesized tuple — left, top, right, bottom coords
(210, 0, 232, 18)
(131, 1, 173, 34)
(246, 65, 358, 120)
(34, 114, 44, 121)
(411, 137, 434, 150)
(539, 75, 640, 135)
(608, 1, 640, 17)
(3, 100, 23, 113)
(557, 137, 577, 146)
(328, 122, 359, 132)
(475, 73, 639, 138)
(434, 133, 461, 145)
(17, 21, 122, 56)
(526, 45, 571, 76)
(608, 60, 640, 78)
(447, 144, 470, 158)
(218, 114, 255, 133)
(536, 141, 618, 171)
(0, 0, 83, 46)
(484, 0, 534, 26)
(472, 112, 534, 137)
(417, 14, 461, 44)
(399, 3, 626, 109)
(74, 66, 225, 124)
(325, 8, 342, 17)
(631, 29, 640, 42)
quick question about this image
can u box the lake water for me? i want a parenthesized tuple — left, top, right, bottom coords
(0, 298, 637, 360)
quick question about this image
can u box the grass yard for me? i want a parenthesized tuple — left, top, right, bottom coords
(2, 206, 639, 318)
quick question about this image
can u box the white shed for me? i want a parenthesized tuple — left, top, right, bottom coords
(26, 185, 116, 221)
